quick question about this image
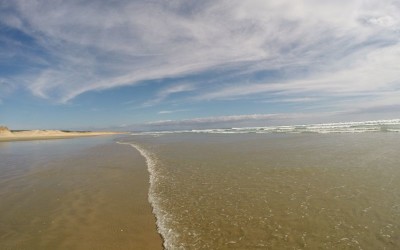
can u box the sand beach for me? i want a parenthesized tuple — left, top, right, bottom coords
(0, 136, 162, 249)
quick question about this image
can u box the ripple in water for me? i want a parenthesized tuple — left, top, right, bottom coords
(121, 133, 400, 249)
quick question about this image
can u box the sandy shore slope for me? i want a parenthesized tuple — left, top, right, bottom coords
(0, 140, 162, 249)
(0, 127, 125, 142)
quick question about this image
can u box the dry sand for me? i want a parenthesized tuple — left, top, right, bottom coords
(0, 141, 162, 249)
(0, 126, 125, 142)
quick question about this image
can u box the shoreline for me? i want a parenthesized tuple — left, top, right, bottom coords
(117, 141, 167, 249)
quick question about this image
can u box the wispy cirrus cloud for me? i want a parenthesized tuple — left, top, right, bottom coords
(158, 109, 188, 115)
(261, 97, 319, 104)
(143, 83, 196, 107)
(0, 0, 399, 117)
(196, 43, 400, 110)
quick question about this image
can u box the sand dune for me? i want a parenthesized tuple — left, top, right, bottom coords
(0, 126, 13, 136)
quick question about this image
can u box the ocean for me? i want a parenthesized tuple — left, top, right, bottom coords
(120, 119, 400, 249)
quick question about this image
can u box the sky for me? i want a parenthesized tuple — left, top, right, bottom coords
(1, 0, 400, 131)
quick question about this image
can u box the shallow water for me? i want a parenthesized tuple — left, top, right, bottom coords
(121, 133, 400, 249)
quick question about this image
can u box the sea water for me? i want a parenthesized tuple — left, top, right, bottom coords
(120, 121, 400, 249)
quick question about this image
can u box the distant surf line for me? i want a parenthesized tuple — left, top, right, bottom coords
(130, 118, 400, 135)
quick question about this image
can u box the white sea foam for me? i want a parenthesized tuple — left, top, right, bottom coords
(117, 142, 175, 249)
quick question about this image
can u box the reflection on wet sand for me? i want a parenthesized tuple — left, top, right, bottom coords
(0, 138, 162, 250)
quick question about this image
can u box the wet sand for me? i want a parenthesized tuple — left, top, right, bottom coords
(0, 138, 162, 249)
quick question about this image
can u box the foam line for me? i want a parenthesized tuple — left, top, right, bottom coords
(117, 141, 174, 249)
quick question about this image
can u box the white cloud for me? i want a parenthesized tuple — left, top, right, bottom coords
(158, 111, 174, 114)
(197, 44, 400, 110)
(1, 0, 399, 111)
(261, 97, 319, 104)
(158, 109, 188, 114)
(143, 83, 196, 107)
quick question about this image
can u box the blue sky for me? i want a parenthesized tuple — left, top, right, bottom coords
(1, 0, 400, 131)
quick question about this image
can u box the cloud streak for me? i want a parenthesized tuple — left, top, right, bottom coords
(144, 83, 196, 107)
(196, 43, 400, 110)
(1, 0, 399, 116)
(158, 109, 188, 115)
